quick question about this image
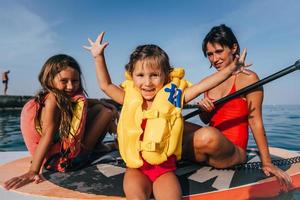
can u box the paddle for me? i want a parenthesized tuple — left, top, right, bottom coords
(184, 59, 300, 120)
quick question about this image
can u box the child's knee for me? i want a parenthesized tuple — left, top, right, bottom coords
(102, 106, 116, 119)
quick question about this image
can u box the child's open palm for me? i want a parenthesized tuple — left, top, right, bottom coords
(232, 48, 252, 75)
(83, 32, 109, 58)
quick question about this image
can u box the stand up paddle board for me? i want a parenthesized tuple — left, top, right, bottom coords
(0, 147, 299, 200)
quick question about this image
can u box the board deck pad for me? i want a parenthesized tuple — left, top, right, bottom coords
(1, 147, 300, 200)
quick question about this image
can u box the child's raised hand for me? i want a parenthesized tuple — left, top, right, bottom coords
(231, 48, 252, 75)
(83, 32, 109, 58)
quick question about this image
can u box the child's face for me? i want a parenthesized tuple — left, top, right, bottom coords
(132, 60, 166, 102)
(53, 66, 80, 96)
(206, 42, 237, 71)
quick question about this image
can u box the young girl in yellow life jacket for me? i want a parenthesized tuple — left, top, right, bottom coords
(84, 32, 248, 200)
(4, 54, 117, 190)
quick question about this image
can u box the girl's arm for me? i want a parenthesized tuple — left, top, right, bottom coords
(184, 49, 248, 103)
(4, 94, 59, 190)
(245, 72, 292, 190)
(30, 94, 60, 173)
(84, 32, 125, 105)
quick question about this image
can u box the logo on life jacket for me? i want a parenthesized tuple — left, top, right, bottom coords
(164, 83, 183, 108)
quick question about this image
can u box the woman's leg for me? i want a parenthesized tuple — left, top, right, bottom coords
(182, 121, 202, 161)
(183, 122, 246, 168)
(123, 168, 152, 200)
(153, 171, 181, 200)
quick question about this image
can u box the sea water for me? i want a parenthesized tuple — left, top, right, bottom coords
(0, 105, 300, 199)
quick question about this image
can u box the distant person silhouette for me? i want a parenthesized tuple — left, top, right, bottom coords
(2, 70, 10, 95)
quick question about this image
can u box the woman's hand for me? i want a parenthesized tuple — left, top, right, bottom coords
(4, 171, 42, 190)
(262, 163, 292, 192)
(83, 32, 109, 58)
(197, 97, 215, 112)
(197, 97, 215, 124)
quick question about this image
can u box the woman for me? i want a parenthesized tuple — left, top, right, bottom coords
(182, 24, 291, 190)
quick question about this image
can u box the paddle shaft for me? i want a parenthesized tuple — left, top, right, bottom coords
(184, 60, 300, 120)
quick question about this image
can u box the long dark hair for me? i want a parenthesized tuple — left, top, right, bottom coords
(36, 54, 86, 139)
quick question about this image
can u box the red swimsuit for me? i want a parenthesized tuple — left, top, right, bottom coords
(138, 119, 177, 182)
(206, 78, 249, 150)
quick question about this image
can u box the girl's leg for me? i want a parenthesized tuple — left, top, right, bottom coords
(183, 123, 246, 168)
(153, 172, 181, 200)
(82, 101, 117, 152)
(123, 168, 152, 200)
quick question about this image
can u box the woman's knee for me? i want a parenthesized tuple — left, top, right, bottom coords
(193, 127, 221, 150)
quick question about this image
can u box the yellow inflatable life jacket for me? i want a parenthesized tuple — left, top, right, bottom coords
(117, 68, 191, 168)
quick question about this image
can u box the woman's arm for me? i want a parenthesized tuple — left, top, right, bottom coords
(84, 32, 125, 105)
(246, 82, 271, 163)
(245, 72, 292, 190)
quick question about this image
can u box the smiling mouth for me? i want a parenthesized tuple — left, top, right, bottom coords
(214, 62, 223, 69)
(142, 88, 155, 93)
(215, 62, 222, 66)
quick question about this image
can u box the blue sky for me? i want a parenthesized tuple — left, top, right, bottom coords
(0, 0, 299, 104)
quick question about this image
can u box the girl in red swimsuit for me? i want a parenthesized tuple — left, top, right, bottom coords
(183, 24, 291, 190)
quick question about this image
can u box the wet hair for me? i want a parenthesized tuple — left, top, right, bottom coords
(36, 54, 86, 139)
(202, 24, 240, 58)
(125, 44, 172, 83)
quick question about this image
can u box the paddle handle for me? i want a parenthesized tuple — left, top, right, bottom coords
(184, 60, 300, 120)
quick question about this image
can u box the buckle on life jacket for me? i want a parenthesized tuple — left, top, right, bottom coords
(143, 109, 159, 119)
(139, 140, 159, 152)
(143, 109, 178, 119)
(138, 140, 168, 152)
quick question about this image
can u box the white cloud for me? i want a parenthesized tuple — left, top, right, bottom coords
(0, 3, 59, 61)
(0, 2, 60, 95)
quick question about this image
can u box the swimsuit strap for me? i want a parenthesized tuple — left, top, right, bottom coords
(229, 75, 237, 94)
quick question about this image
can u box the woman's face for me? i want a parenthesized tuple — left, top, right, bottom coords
(206, 42, 237, 71)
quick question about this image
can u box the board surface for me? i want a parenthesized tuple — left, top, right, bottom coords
(0, 147, 299, 200)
